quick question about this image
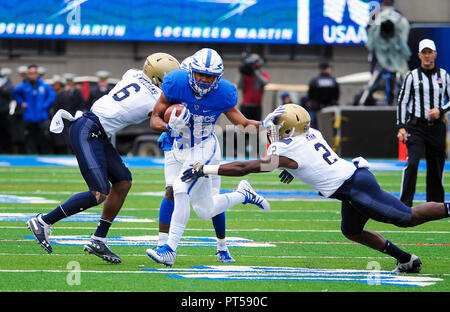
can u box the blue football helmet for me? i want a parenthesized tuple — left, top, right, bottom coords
(189, 48, 224, 96)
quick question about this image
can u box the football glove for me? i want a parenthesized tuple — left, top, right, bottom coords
(261, 106, 285, 128)
(181, 162, 205, 183)
(279, 169, 294, 184)
(166, 107, 190, 135)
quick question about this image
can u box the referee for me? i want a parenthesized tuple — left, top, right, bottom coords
(396, 38, 450, 207)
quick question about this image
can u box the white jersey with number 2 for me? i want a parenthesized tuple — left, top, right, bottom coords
(91, 69, 161, 138)
(267, 128, 356, 197)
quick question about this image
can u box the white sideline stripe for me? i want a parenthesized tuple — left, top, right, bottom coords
(0, 269, 151, 274)
(2, 225, 449, 234)
(1, 269, 448, 279)
(1, 253, 449, 260)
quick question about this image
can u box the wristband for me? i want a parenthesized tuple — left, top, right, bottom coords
(203, 165, 220, 175)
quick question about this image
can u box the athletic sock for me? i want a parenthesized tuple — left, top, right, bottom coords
(158, 232, 169, 247)
(444, 203, 450, 217)
(381, 240, 411, 263)
(42, 191, 98, 225)
(217, 238, 227, 251)
(159, 197, 175, 224)
(212, 212, 226, 237)
(93, 218, 112, 239)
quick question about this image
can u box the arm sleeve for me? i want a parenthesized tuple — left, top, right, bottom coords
(396, 71, 413, 127)
(440, 71, 450, 115)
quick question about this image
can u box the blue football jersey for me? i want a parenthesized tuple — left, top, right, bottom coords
(162, 68, 238, 147)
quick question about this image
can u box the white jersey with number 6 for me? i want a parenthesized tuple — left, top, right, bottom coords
(267, 128, 356, 197)
(91, 69, 162, 138)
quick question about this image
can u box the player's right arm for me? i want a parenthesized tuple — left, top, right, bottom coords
(216, 155, 297, 176)
(181, 155, 297, 182)
(150, 92, 172, 132)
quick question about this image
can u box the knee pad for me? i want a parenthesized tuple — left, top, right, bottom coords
(192, 205, 213, 220)
(172, 178, 188, 195)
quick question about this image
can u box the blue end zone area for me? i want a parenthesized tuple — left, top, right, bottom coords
(0, 155, 448, 171)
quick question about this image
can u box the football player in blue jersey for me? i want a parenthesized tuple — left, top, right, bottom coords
(156, 56, 236, 263)
(147, 48, 282, 266)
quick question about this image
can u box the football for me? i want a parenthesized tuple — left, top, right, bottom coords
(163, 104, 185, 123)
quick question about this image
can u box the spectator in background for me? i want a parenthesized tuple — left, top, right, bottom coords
(17, 66, 27, 82)
(300, 95, 314, 122)
(37, 66, 47, 79)
(238, 53, 270, 156)
(12, 64, 56, 154)
(280, 92, 296, 105)
(363, 0, 410, 105)
(308, 61, 340, 128)
(10, 67, 27, 154)
(87, 70, 113, 110)
(238, 53, 270, 121)
(50, 75, 64, 94)
(50, 73, 85, 154)
(0, 68, 13, 153)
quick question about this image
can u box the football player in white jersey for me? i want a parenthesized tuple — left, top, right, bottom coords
(181, 104, 450, 273)
(26, 53, 181, 263)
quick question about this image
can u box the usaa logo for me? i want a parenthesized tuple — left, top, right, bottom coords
(322, 0, 372, 44)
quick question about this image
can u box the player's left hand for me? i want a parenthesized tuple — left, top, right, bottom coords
(261, 106, 285, 128)
(279, 169, 293, 184)
(181, 163, 205, 183)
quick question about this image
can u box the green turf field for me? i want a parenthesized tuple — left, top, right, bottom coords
(0, 165, 448, 292)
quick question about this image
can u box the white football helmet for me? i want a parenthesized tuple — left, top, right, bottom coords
(180, 56, 193, 71)
(189, 48, 224, 96)
(143, 52, 180, 88)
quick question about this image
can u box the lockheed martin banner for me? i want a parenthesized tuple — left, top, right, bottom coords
(0, 0, 379, 45)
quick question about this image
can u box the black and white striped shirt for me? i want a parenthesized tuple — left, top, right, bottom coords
(397, 67, 450, 127)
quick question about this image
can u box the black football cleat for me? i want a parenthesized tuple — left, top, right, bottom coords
(26, 214, 53, 254)
(84, 238, 122, 264)
(393, 254, 422, 273)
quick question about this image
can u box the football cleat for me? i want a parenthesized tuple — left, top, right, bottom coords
(83, 238, 122, 264)
(393, 254, 422, 273)
(236, 180, 270, 212)
(146, 244, 176, 267)
(26, 214, 53, 253)
(216, 249, 236, 263)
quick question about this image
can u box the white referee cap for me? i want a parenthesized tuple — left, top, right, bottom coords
(419, 39, 436, 52)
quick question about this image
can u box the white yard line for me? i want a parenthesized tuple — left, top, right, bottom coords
(2, 225, 450, 234)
